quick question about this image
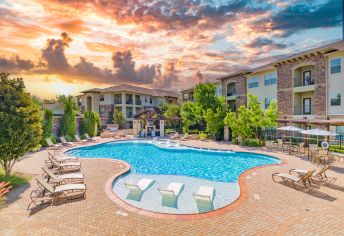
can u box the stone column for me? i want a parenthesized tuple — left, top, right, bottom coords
(160, 120, 165, 137)
(224, 126, 229, 141)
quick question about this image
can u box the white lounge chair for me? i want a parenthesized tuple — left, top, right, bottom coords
(158, 182, 184, 197)
(193, 186, 215, 202)
(74, 134, 89, 144)
(85, 133, 97, 142)
(42, 167, 84, 184)
(60, 136, 75, 146)
(48, 151, 78, 162)
(124, 178, 155, 192)
(48, 155, 81, 172)
(45, 138, 64, 151)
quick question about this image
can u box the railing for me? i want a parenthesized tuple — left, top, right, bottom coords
(293, 105, 315, 115)
(135, 100, 142, 105)
(227, 91, 236, 97)
(126, 99, 133, 105)
(114, 98, 122, 104)
(294, 75, 315, 87)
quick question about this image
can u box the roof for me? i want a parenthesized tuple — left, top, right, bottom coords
(274, 40, 344, 64)
(215, 69, 251, 81)
(133, 110, 181, 121)
(80, 84, 180, 98)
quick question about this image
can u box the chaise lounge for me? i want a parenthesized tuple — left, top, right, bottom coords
(158, 182, 184, 198)
(124, 178, 155, 192)
(42, 167, 84, 184)
(289, 165, 331, 181)
(193, 186, 215, 202)
(272, 170, 315, 189)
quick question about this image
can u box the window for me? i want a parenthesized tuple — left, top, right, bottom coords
(149, 96, 153, 104)
(264, 98, 275, 109)
(248, 78, 259, 88)
(114, 94, 121, 104)
(183, 93, 188, 100)
(99, 95, 104, 102)
(330, 92, 341, 106)
(330, 58, 341, 74)
(264, 73, 277, 86)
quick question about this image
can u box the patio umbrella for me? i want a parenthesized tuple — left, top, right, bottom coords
(277, 126, 303, 143)
(300, 128, 338, 146)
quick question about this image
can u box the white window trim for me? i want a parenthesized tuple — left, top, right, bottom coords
(330, 57, 342, 74)
(330, 91, 342, 106)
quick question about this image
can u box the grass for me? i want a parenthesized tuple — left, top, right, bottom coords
(0, 168, 31, 189)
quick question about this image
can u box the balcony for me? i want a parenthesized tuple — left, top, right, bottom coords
(135, 100, 142, 106)
(125, 99, 133, 105)
(293, 105, 315, 115)
(114, 98, 122, 105)
(294, 75, 315, 87)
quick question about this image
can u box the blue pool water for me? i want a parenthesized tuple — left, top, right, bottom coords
(67, 141, 279, 182)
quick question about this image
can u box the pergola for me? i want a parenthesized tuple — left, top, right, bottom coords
(133, 110, 181, 137)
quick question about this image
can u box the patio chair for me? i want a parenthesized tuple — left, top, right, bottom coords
(272, 170, 315, 189)
(85, 133, 97, 142)
(193, 186, 215, 202)
(42, 167, 84, 184)
(265, 140, 277, 150)
(48, 155, 81, 172)
(74, 134, 89, 144)
(308, 144, 319, 162)
(291, 142, 305, 156)
(289, 165, 331, 181)
(158, 182, 184, 198)
(124, 178, 155, 192)
(60, 136, 75, 146)
(315, 149, 330, 164)
(180, 133, 189, 141)
(28, 177, 86, 208)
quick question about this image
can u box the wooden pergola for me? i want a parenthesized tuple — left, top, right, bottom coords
(133, 110, 181, 137)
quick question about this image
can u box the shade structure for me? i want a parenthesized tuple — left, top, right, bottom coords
(300, 128, 337, 136)
(300, 128, 338, 146)
(277, 126, 303, 132)
(277, 126, 303, 143)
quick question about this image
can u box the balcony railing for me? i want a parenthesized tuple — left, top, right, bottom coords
(227, 91, 236, 97)
(294, 75, 315, 87)
(135, 100, 142, 105)
(294, 105, 315, 115)
(114, 98, 122, 104)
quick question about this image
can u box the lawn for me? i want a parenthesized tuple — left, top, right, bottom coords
(0, 168, 30, 189)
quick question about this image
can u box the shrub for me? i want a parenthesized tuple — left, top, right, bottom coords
(40, 109, 54, 147)
(189, 129, 200, 134)
(240, 139, 262, 147)
(112, 110, 126, 129)
(83, 111, 97, 137)
(232, 138, 239, 145)
(57, 95, 77, 137)
(329, 146, 344, 154)
(197, 133, 207, 140)
(64, 135, 74, 142)
(165, 128, 177, 135)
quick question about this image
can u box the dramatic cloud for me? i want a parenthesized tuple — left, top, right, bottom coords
(256, 0, 342, 37)
(0, 55, 35, 72)
(245, 37, 287, 50)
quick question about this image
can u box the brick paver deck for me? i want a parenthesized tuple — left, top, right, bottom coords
(0, 139, 343, 235)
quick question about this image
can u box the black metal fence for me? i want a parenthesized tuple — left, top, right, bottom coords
(260, 129, 344, 150)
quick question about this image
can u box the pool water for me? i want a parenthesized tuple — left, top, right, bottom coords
(67, 141, 279, 182)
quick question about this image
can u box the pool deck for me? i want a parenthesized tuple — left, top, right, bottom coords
(1, 138, 344, 235)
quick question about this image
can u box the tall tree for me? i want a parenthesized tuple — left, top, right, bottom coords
(112, 110, 126, 129)
(57, 95, 78, 137)
(247, 94, 265, 138)
(0, 73, 43, 176)
(180, 101, 198, 133)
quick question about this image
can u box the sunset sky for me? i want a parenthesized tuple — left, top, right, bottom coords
(0, 0, 342, 98)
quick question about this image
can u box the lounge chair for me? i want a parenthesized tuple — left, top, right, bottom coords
(74, 134, 89, 144)
(45, 138, 64, 151)
(28, 177, 86, 208)
(47, 151, 78, 163)
(193, 186, 215, 202)
(85, 133, 97, 142)
(289, 165, 331, 181)
(171, 132, 180, 140)
(180, 133, 189, 141)
(60, 136, 75, 146)
(158, 182, 184, 198)
(48, 155, 81, 172)
(124, 178, 155, 192)
(42, 167, 84, 184)
(272, 170, 315, 189)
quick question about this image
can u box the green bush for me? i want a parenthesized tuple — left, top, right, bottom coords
(197, 133, 207, 140)
(232, 138, 239, 145)
(64, 135, 74, 142)
(329, 145, 344, 154)
(240, 139, 262, 147)
(165, 128, 177, 134)
(83, 111, 97, 137)
(189, 129, 200, 134)
(40, 109, 54, 147)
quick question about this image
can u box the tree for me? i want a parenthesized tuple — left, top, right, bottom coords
(156, 102, 169, 114)
(263, 100, 278, 128)
(247, 94, 265, 138)
(164, 103, 180, 118)
(194, 83, 219, 112)
(41, 109, 54, 146)
(0, 73, 43, 176)
(224, 105, 253, 140)
(112, 110, 126, 129)
(57, 95, 78, 137)
(83, 111, 97, 137)
(204, 107, 226, 139)
(180, 101, 198, 133)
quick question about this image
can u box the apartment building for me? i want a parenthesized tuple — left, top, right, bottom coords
(217, 40, 344, 132)
(77, 84, 181, 128)
(181, 82, 222, 102)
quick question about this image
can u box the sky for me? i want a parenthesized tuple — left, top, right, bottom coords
(0, 0, 342, 98)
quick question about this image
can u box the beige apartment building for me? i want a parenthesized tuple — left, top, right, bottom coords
(217, 40, 344, 134)
(77, 84, 180, 128)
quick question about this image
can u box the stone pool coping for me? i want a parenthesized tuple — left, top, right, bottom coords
(101, 146, 287, 220)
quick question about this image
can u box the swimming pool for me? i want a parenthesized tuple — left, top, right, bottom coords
(67, 140, 280, 183)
